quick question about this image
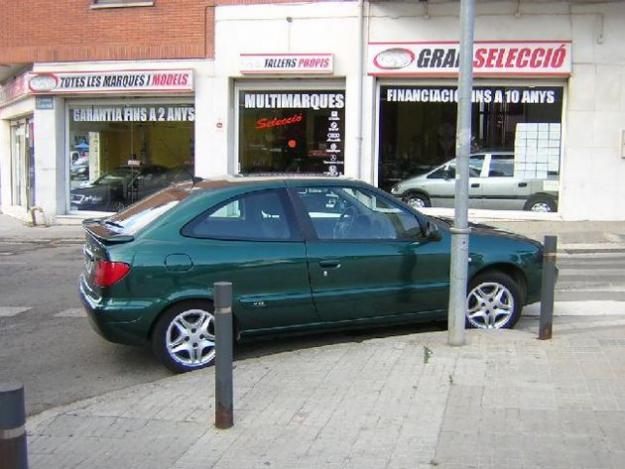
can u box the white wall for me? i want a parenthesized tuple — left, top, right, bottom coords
(563, 3, 625, 220)
(366, 1, 625, 220)
(213, 2, 364, 179)
(4, 2, 623, 221)
(33, 97, 65, 221)
(213, 1, 625, 220)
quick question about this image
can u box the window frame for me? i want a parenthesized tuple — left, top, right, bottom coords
(181, 188, 303, 242)
(487, 153, 515, 178)
(91, 0, 154, 9)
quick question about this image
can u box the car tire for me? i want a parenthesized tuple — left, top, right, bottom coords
(152, 301, 217, 373)
(404, 192, 431, 209)
(465, 271, 523, 330)
(108, 200, 126, 213)
(524, 194, 557, 213)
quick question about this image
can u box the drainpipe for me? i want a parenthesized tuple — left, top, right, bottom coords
(355, 0, 365, 180)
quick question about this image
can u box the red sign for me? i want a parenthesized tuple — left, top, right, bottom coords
(0, 72, 30, 107)
(28, 69, 194, 94)
(256, 113, 303, 130)
(368, 41, 572, 77)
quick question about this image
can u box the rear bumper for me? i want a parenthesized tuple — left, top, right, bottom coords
(79, 275, 152, 346)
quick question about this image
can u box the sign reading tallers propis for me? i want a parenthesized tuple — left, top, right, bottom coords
(368, 41, 572, 77)
(240, 54, 334, 74)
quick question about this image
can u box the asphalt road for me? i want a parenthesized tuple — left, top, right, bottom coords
(1, 240, 624, 416)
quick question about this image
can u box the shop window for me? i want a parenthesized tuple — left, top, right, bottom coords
(68, 103, 195, 213)
(238, 90, 345, 176)
(380, 85, 563, 212)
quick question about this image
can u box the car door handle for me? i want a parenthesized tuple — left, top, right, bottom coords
(319, 259, 341, 269)
(518, 182, 528, 187)
(471, 183, 480, 188)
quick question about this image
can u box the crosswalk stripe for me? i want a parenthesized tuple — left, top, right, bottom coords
(524, 300, 625, 317)
(54, 308, 86, 318)
(0, 307, 32, 317)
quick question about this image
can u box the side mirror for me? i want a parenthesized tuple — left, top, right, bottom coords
(424, 221, 442, 241)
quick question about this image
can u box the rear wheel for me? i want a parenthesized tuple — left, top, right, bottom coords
(152, 302, 216, 373)
(404, 192, 431, 209)
(465, 272, 522, 329)
(524, 195, 557, 213)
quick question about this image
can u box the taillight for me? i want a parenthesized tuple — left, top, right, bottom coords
(94, 260, 131, 287)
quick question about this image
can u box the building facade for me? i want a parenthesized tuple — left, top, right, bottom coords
(1, 1, 624, 222)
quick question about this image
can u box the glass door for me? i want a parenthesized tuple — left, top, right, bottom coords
(10, 117, 35, 209)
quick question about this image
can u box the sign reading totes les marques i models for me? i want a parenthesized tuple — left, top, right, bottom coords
(368, 41, 572, 76)
(28, 69, 194, 94)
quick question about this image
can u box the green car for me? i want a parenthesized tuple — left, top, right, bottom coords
(80, 177, 543, 372)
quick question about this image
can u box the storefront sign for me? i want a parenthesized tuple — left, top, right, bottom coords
(71, 105, 195, 122)
(240, 54, 334, 74)
(323, 110, 343, 176)
(243, 92, 345, 110)
(0, 71, 30, 107)
(368, 41, 571, 76)
(384, 86, 561, 104)
(28, 69, 194, 94)
(35, 96, 54, 110)
(256, 113, 303, 130)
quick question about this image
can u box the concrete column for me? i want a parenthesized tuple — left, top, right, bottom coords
(33, 97, 65, 221)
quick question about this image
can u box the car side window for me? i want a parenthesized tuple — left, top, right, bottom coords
(488, 154, 514, 177)
(428, 156, 483, 179)
(469, 155, 485, 176)
(295, 186, 422, 240)
(428, 165, 455, 179)
(183, 189, 295, 241)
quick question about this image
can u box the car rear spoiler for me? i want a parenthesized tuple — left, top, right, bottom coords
(82, 218, 135, 244)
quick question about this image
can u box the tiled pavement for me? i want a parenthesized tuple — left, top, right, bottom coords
(27, 318, 625, 469)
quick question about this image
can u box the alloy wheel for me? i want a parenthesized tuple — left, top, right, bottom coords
(406, 197, 426, 208)
(466, 281, 515, 329)
(529, 202, 552, 212)
(165, 308, 216, 367)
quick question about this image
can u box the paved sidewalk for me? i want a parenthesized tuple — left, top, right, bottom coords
(0, 213, 84, 244)
(27, 318, 625, 469)
(2, 212, 625, 250)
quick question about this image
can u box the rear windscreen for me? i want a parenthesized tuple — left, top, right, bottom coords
(105, 185, 193, 235)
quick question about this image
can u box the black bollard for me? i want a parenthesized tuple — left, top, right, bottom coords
(538, 236, 558, 340)
(214, 282, 233, 429)
(0, 382, 28, 469)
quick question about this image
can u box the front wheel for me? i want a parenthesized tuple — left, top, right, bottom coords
(465, 272, 523, 329)
(152, 302, 216, 373)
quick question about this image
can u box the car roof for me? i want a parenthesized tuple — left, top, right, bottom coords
(192, 175, 357, 190)
(472, 150, 513, 155)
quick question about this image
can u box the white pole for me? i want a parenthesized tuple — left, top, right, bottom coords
(447, 0, 475, 346)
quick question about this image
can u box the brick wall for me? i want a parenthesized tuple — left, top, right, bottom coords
(0, 0, 336, 64)
(0, 0, 215, 63)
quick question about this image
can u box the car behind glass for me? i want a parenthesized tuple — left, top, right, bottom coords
(390, 151, 559, 212)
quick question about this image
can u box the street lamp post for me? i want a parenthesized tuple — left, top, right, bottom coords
(447, 0, 476, 346)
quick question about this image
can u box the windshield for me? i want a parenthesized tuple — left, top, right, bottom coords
(93, 167, 134, 185)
